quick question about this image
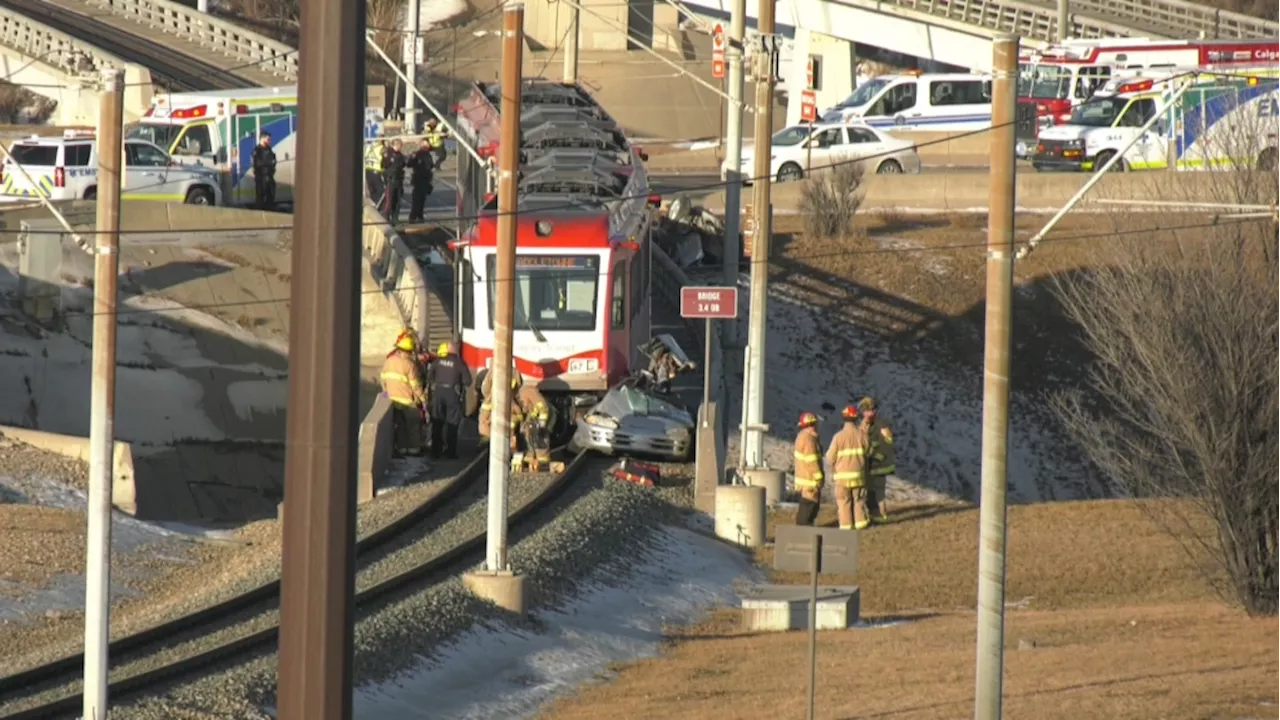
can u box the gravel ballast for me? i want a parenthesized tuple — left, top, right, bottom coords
(101, 460, 689, 719)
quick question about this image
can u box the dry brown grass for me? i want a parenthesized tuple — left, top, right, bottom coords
(539, 500, 1276, 720)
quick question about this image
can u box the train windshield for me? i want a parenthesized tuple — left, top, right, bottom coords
(486, 253, 601, 332)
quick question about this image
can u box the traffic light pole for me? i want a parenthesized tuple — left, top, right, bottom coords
(721, 0, 746, 348)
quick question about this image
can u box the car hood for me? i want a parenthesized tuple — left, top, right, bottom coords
(1038, 125, 1089, 142)
(589, 384, 694, 431)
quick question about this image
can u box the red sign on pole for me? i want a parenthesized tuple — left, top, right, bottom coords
(800, 89, 818, 123)
(711, 23, 726, 79)
(680, 286, 739, 319)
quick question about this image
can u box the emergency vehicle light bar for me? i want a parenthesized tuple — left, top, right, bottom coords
(171, 105, 208, 120)
(1117, 79, 1154, 93)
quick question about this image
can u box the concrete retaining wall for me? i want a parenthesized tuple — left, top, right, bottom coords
(357, 200, 430, 502)
(891, 130, 993, 166)
(0, 425, 137, 514)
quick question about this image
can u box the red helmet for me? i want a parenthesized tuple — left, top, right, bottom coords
(797, 412, 819, 428)
(841, 404, 860, 420)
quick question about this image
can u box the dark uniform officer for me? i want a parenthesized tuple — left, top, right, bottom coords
(407, 139, 434, 223)
(380, 138, 408, 222)
(251, 132, 277, 211)
(425, 340, 471, 458)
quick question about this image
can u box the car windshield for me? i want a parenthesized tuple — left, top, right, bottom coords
(126, 123, 181, 151)
(772, 126, 811, 147)
(1068, 98, 1124, 127)
(1018, 63, 1071, 100)
(486, 253, 600, 332)
(838, 78, 890, 108)
(595, 384, 692, 424)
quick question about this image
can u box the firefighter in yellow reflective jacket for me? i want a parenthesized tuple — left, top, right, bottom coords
(478, 366, 522, 454)
(363, 138, 385, 203)
(379, 329, 427, 456)
(862, 396, 895, 523)
(825, 404, 872, 530)
(793, 412, 824, 526)
(423, 118, 448, 169)
(516, 379, 552, 466)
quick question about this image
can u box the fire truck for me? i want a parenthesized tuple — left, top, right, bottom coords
(452, 80, 660, 436)
(1015, 37, 1279, 157)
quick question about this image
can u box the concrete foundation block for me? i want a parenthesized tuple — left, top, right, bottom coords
(744, 468, 785, 507)
(739, 584, 861, 631)
(715, 484, 766, 548)
(463, 570, 527, 615)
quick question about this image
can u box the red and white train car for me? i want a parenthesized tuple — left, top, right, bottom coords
(452, 80, 659, 431)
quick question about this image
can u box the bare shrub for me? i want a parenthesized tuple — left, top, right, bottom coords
(799, 159, 863, 241)
(1050, 165, 1279, 615)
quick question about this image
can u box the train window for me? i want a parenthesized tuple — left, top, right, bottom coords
(459, 258, 475, 329)
(486, 254, 600, 332)
(611, 268, 626, 329)
(630, 251, 644, 318)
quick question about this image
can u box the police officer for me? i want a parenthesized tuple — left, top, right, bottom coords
(380, 138, 408, 222)
(426, 340, 471, 459)
(363, 137, 385, 204)
(251, 132, 277, 211)
(407, 139, 434, 224)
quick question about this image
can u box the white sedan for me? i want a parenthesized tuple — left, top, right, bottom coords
(721, 122, 922, 184)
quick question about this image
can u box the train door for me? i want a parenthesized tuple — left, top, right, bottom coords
(608, 258, 630, 382)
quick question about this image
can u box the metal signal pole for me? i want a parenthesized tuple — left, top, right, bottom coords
(404, 0, 421, 132)
(276, 0, 363, 713)
(82, 66, 124, 720)
(974, 33, 1019, 720)
(1057, 0, 1069, 41)
(563, 0, 580, 84)
(721, 0, 746, 347)
(740, 0, 777, 470)
(485, 0, 524, 579)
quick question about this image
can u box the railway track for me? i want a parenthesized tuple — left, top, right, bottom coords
(0, 0, 248, 91)
(0, 449, 598, 719)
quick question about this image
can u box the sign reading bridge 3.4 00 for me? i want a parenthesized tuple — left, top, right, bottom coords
(680, 286, 739, 319)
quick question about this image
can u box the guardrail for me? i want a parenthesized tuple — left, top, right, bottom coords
(86, 0, 298, 82)
(1068, 0, 1279, 39)
(0, 6, 129, 80)
(873, 0, 1155, 41)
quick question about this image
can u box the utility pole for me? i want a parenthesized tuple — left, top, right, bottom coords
(740, 0, 777, 470)
(563, 0, 579, 84)
(1057, 0, 1069, 41)
(721, 0, 745, 348)
(464, 0, 527, 615)
(82, 66, 124, 720)
(276, 0, 363, 713)
(197, 0, 209, 11)
(973, 33, 1018, 720)
(404, 0, 421, 132)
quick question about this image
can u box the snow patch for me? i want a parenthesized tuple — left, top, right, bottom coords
(351, 525, 760, 719)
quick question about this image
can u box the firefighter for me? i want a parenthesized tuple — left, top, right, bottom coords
(793, 411, 824, 526)
(478, 368, 522, 454)
(426, 340, 471, 459)
(379, 329, 428, 456)
(863, 396, 896, 524)
(825, 403, 872, 530)
(251, 132, 277, 211)
(516, 377, 552, 467)
(380, 138, 408, 222)
(406, 139, 435, 224)
(363, 136, 385, 203)
(424, 118, 448, 169)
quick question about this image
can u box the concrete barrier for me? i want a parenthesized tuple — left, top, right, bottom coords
(702, 170, 1254, 213)
(356, 200, 431, 501)
(0, 425, 137, 515)
(890, 130, 992, 166)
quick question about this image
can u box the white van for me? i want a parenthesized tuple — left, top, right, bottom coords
(820, 72, 993, 131)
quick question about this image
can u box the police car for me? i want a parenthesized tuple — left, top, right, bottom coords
(1, 130, 223, 204)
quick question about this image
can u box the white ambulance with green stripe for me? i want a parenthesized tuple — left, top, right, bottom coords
(1032, 71, 1280, 172)
(1, 131, 223, 204)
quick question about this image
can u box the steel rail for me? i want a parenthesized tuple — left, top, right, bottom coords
(0, 0, 247, 90)
(0, 450, 594, 720)
(0, 450, 490, 705)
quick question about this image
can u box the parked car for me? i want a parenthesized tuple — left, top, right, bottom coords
(722, 121, 922, 184)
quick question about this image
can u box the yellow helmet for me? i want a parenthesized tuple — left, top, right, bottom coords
(437, 342, 450, 357)
(394, 329, 416, 352)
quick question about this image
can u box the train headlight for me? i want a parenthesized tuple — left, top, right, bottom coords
(568, 358, 599, 373)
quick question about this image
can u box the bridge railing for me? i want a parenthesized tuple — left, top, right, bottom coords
(1068, 0, 1280, 39)
(86, 0, 298, 82)
(0, 6, 129, 79)
(883, 0, 1152, 41)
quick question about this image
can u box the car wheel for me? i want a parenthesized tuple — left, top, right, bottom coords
(876, 159, 903, 175)
(84, 187, 97, 200)
(185, 186, 215, 205)
(1258, 148, 1278, 172)
(777, 162, 803, 183)
(1093, 151, 1122, 173)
